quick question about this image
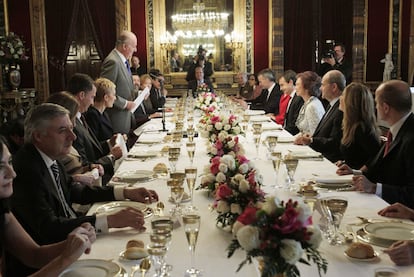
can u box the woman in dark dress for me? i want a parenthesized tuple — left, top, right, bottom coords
(338, 83, 381, 170)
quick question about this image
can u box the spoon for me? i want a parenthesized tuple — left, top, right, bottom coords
(139, 258, 151, 277)
(130, 265, 139, 277)
(156, 201, 165, 216)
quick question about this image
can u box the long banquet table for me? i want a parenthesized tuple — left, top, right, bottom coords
(82, 114, 414, 277)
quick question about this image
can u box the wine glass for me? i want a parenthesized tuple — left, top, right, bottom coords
(252, 130, 261, 160)
(171, 130, 183, 146)
(270, 151, 282, 188)
(168, 147, 180, 173)
(322, 196, 348, 245)
(170, 185, 185, 217)
(147, 244, 168, 277)
(185, 167, 198, 211)
(187, 116, 194, 129)
(265, 136, 278, 157)
(182, 213, 201, 277)
(186, 142, 196, 165)
(252, 122, 262, 133)
(187, 127, 195, 143)
(284, 158, 298, 190)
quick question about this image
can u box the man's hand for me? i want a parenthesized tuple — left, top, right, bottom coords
(336, 164, 353, 175)
(110, 145, 123, 159)
(352, 175, 376, 193)
(378, 202, 414, 220)
(107, 207, 146, 231)
(383, 240, 414, 266)
(124, 187, 159, 203)
(126, 101, 136, 111)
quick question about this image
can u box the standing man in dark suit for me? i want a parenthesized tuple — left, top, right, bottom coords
(10, 104, 158, 276)
(101, 30, 137, 134)
(346, 80, 414, 208)
(294, 70, 344, 162)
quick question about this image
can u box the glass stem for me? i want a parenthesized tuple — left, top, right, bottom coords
(190, 247, 195, 269)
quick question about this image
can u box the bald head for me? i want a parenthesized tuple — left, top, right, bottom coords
(376, 80, 412, 113)
(321, 70, 346, 100)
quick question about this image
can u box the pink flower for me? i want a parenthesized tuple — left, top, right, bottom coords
(247, 170, 257, 185)
(237, 206, 258, 225)
(237, 155, 249, 165)
(210, 156, 221, 175)
(272, 207, 303, 234)
(211, 115, 221, 124)
(216, 184, 233, 199)
(215, 140, 223, 149)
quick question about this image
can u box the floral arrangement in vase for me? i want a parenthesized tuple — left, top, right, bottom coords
(228, 196, 327, 277)
(0, 32, 29, 64)
(198, 113, 242, 141)
(195, 91, 222, 113)
(207, 134, 244, 158)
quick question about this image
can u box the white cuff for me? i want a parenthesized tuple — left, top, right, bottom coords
(114, 185, 127, 200)
(375, 183, 382, 197)
(352, 169, 363, 175)
(95, 213, 109, 233)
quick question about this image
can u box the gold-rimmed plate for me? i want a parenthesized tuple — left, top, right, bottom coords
(113, 170, 157, 183)
(59, 259, 122, 277)
(119, 249, 149, 262)
(364, 222, 414, 241)
(96, 201, 153, 218)
(344, 251, 380, 262)
(356, 228, 394, 247)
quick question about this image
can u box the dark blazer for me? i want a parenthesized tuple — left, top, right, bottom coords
(72, 117, 114, 180)
(284, 94, 304, 135)
(84, 106, 114, 141)
(250, 84, 282, 114)
(101, 49, 135, 134)
(340, 124, 381, 169)
(188, 79, 214, 97)
(364, 113, 414, 208)
(309, 100, 343, 162)
(149, 87, 166, 111)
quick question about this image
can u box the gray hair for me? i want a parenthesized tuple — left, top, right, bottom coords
(258, 68, 276, 82)
(325, 70, 346, 91)
(24, 103, 70, 143)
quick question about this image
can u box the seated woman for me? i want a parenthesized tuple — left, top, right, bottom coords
(247, 73, 262, 100)
(294, 71, 325, 136)
(0, 137, 96, 276)
(338, 83, 381, 169)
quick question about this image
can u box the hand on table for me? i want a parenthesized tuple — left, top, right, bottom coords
(107, 207, 146, 231)
(383, 240, 414, 265)
(336, 164, 353, 175)
(378, 202, 414, 220)
(352, 175, 376, 193)
(124, 187, 159, 204)
(62, 224, 95, 260)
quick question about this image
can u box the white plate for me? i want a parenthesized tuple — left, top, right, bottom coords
(314, 175, 353, 184)
(114, 170, 156, 182)
(344, 251, 380, 262)
(364, 222, 414, 241)
(127, 150, 159, 158)
(96, 201, 153, 218)
(119, 249, 149, 262)
(245, 110, 265, 115)
(59, 259, 122, 277)
(277, 137, 294, 143)
(356, 228, 394, 247)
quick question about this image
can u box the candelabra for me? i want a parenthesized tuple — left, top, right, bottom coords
(160, 32, 177, 74)
(225, 32, 243, 72)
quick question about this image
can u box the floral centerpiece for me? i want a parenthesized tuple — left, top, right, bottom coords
(0, 32, 29, 64)
(198, 113, 242, 142)
(207, 134, 244, 158)
(228, 196, 327, 277)
(195, 91, 222, 113)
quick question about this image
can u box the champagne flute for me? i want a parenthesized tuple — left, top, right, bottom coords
(270, 151, 282, 188)
(168, 147, 180, 173)
(185, 167, 198, 211)
(265, 136, 278, 156)
(187, 127, 195, 143)
(186, 142, 196, 165)
(183, 213, 201, 277)
(252, 122, 262, 133)
(284, 158, 298, 190)
(253, 130, 261, 160)
(322, 196, 348, 245)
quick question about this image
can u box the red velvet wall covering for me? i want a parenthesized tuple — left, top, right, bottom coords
(130, 0, 148, 72)
(253, 0, 269, 73)
(401, 0, 411, 82)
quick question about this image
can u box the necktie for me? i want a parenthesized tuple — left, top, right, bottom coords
(50, 163, 76, 218)
(383, 131, 393, 157)
(125, 60, 131, 74)
(266, 90, 271, 102)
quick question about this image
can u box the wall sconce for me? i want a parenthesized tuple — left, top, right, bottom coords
(225, 32, 243, 72)
(160, 32, 177, 73)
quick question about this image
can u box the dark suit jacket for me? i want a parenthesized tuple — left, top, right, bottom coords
(149, 87, 166, 111)
(309, 100, 343, 162)
(340, 124, 381, 169)
(72, 117, 114, 180)
(84, 106, 114, 141)
(364, 113, 414, 208)
(250, 84, 282, 114)
(284, 94, 304, 135)
(188, 79, 214, 97)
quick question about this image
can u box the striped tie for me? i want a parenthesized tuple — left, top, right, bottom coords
(51, 163, 76, 218)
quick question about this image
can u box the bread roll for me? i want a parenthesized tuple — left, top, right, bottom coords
(126, 239, 144, 249)
(345, 242, 375, 258)
(124, 247, 148, 260)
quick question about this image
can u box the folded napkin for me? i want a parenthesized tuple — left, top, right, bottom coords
(289, 151, 323, 159)
(315, 175, 353, 184)
(249, 115, 271, 122)
(137, 132, 165, 144)
(245, 109, 265, 116)
(261, 122, 283, 131)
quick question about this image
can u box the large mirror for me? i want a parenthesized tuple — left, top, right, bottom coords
(150, 0, 249, 74)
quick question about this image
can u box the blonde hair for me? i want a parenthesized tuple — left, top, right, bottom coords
(94, 77, 116, 102)
(140, 74, 152, 89)
(341, 83, 380, 146)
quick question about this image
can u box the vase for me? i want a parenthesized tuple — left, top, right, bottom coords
(1, 64, 21, 91)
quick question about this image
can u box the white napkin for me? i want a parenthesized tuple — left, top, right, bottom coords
(315, 175, 353, 184)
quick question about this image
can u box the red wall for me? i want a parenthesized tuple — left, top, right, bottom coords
(253, 0, 269, 73)
(130, 0, 148, 71)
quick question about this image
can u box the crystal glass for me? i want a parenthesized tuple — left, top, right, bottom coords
(147, 244, 168, 277)
(284, 158, 298, 190)
(270, 151, 282, 188)
(253, 130, 261, 160)
(240, 120, 248, 133)
(171, 130, 183, 146)
(183, 213, 201, 277)
(186, 142, 196, 165)
(252, 122, 262, 133)
(321, 196, 348, 245)
(185, 167, 198, 211)
(170, 185, 185, 216)
(168, 147, 181, 173)
(187, 116, 194, 129)
(265, 136, 278, 156)
(187, 127, 195, 143)
(151, 217, 174, 231)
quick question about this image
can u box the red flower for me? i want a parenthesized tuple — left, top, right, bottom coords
(272, 207, 303, 234)
(247, 170, 257, 185)
(237, 206, 258, 225)
(210, 156, 221, 175)
(237, 155, 249, 165)
(216, 184, 233, 199)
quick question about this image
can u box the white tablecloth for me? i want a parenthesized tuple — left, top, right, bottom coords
(83, 118, 414, 277)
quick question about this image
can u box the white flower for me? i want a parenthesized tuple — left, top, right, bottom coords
(224, 124, 231, 131)
(210, 147, 218, 155)
(307, 225, 323, 249)
(230, 203, 242, 214)
(216, 200, 230, 213)
(227, 140, 235, 148)
(262, 196, 281, 215)
(239, 163, 249, 174)
(206, 125, 213, 132)
(233, 126, 241, 134)
(215, 122, 223, 130)
(234, 173, 244, 182)
(239, 179, 250, 193)
(216, 172, 227, 183)
(221, 155, 236, 170)
(296, 200, 312, 225)
(218, 132, 227, 141)
(218, 163, 228, 173)
(232, 221, 245, 237)
(280, 239, 304, 265)
(237, 226, 260, 251)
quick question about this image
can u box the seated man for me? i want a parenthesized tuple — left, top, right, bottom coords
(188, 65, 214, 97)
(11, 103, 158, 275)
